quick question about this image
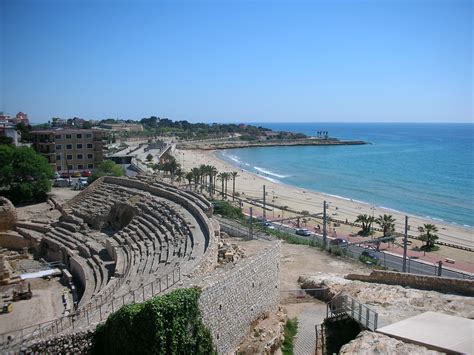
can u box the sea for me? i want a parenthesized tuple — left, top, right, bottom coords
(217, 123, 474, 228)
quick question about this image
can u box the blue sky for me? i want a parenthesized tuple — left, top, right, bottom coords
(1, 0, 472, 124)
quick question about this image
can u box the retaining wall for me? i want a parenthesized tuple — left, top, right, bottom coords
(346, 270, 474, 296)
(196, 240, 281, 354)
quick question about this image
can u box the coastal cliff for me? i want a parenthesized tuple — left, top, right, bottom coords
(177, 138, 368, 150)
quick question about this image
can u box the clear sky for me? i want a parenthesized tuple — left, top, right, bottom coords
(1, 0, 472, 124)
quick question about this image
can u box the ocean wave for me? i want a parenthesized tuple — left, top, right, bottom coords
(260, 175, 281, 184)
(254, 166, 289, 178)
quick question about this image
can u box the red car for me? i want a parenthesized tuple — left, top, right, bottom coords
(81, 170, 92, 177)
(60, 172, 70, 179)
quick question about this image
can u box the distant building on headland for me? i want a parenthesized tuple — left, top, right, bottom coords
(0, 111, 30, 126)
(30, 129, 105, 172)
(100, 122, 143, 132)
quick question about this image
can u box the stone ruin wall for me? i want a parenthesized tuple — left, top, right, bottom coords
(23, 241, 281, 354)
(0, 197, 16, 231)
(196, 240, 281, 354)
(346, 270, 474, 296)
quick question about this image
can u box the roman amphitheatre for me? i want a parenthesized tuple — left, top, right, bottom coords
(0, 175, 473, 354)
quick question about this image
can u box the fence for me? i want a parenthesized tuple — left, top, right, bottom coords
(327, 293, 378, 331)
(218, 217, 474, 280)
(0, 267, 180, 351)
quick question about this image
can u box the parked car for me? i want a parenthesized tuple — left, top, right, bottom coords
(295, 228, 311, 236)
(53, 178, 71, 187)
(72, 171, 82, 178)
(330, 238, 348, 246)
(53, 172, 61, 179)
(81, 170, 92, 177)
(361, 250, 380, 261)
(60, 172, 70, 179)
(73, 177, 89, 190)
(262, 221, 275, 230)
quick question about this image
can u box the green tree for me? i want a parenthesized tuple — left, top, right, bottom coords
(231, 171, 238, 201)
(375, 214, 396, 237)
(0, 145, 53, 203)
(355, 214, 375, 236)
(82, 121, 93, 129)
(146, 153, 153, 161)
(0, 136, 13, 145)
(89, 160, 124, 182)
(418, 224, 439, 249)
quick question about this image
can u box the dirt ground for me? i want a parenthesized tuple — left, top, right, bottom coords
(0, 278, 69, 334)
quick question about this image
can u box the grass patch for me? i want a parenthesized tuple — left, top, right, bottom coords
(420, 245, 440, 252)
(212, 200, 244, 220)
(281, 318, 298, 355)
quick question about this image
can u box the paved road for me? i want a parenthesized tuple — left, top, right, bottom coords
(271, 223, 473, 280)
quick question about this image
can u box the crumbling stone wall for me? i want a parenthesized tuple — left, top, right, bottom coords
(0, 197, 17, 231)
(22, 330, 94, 354)
(197, 240, 281, 354)
(346, 270, 474, 296)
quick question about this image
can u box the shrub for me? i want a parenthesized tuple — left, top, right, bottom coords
(281, 318, 298, 355)
(213, 200, 244, 220)
(92, 288, 215, 355)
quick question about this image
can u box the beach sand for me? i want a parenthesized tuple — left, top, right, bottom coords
(174, 148, 473, 271)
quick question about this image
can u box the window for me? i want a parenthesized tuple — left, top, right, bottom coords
(65, 134, 72, 139)
(86, 133, 92, 138)
(87, 164, 94, 169)
(66, 154, 73, 160)
(55, 144, 61, 150)
(66, 144, 72, 149)
(77, 154, 83, 160)
(77, 164, 83, 170)
(55, 134, 61, 139)
(87, 143, 93, 149)
(77, 144, 83, 149)
(56, 155, 61, 161)
(76, 133, 82, 139)
(57, 166, 61, 171)
(68, 165, 73, 170)
(87, 153, 93, 159)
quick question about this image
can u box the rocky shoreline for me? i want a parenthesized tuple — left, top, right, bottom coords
(177, 139, 368, 150)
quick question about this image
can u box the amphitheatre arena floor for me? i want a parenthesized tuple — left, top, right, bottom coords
(0, 277, 68, 334)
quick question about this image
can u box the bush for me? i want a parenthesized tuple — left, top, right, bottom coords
(212, 200, 244, 220)
(92, 288, 215, 355)
(281, 318, 298, 355)
(89, 160, 124, 183)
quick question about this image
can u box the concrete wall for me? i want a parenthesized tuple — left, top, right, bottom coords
(196, 240, 281, 354)
(346, 270, 474, 296)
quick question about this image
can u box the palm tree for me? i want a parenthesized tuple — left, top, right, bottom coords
(191, 167, 200, 190)
(185, 171, 193, 189)
(231, 171, 238, 201)
(217, 172, 226, 199)
(418, 224, 439, 249)
(355, 214, 375, 236)
(209, 166, 218, 197)
(223, 172, 230, 199)
(175, 169, 184, 184)
(375, 214, 396, 237)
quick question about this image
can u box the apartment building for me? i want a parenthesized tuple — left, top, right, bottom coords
(31, 129, 105, 172)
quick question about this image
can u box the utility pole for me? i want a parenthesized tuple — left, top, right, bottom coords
(263, 185, 266, 220)
(249, 207, 253, 240)
(323, 201, 327, 249)
(402, 216, 408, 272)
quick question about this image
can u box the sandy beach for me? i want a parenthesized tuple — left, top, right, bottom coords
(174, 148, 474, 252)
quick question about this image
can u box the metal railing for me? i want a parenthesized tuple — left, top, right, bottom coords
(327, 293, 378, 331)
(0, 267, 180, 351)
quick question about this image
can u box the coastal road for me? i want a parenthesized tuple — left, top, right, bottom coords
(268, 223, 473, 280)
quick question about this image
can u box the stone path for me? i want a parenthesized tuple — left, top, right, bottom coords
(294, 303, 327, 355)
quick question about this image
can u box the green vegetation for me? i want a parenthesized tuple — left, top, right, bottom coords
(89, 160, 124, 182)
(281, 318, 298, 355)
(0, 145, 53, 203)
(212, 200, 244, 220)
(256, 225, 323, 249)
(418, 223, 440, 251)
(92, 288, 215, 355)
(355, 214, 375, 236)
